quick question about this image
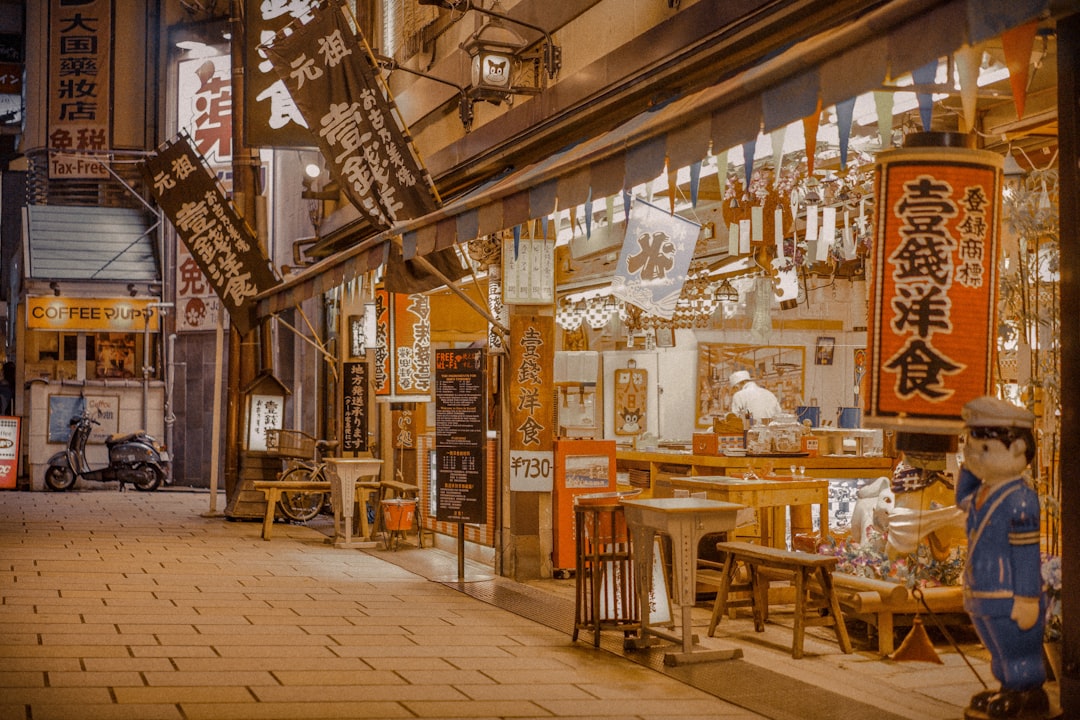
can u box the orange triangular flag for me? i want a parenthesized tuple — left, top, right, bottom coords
(802, 99, 823, 177)
(1002, 21, 1038, 120)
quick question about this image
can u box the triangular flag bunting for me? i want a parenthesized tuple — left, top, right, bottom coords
(835, 98, 856, 171)
(954, 44, 981, 133)
(802, 99, 822, 176)
(771, 126, 787, 173)
(1002, 21, 1038, 120)
(584, 187, 593, 240)
(912, 59, 938, 132)
(742, 139, 757, 193)
(667, 162, 678, 215)
(875, 92, 894, 148)
(689, 161, 701, 208)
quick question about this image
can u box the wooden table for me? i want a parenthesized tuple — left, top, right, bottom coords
(620, 497, 743, 665)
(653, 474, 830, 548)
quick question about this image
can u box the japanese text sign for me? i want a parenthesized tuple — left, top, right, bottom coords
(262, 0, 438, 230)
(373, 289, 431, 397)
(48, 0, 111, 178)
(342, 361, 368, 452)
(434, 348, 486, 524)
(610, 198, 701, 319)
(866, 146, 1002, 431)
(244, 0, 316, 147)
(141, 133, 279, 335)
(509, 314, 554, 491)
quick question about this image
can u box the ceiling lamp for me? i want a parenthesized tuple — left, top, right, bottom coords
(714, 279, 739, 303)
(421, 0, 561, 124)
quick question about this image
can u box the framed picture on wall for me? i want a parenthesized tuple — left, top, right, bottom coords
(815, 337, 836, 365)
(655, 327, 675, 348)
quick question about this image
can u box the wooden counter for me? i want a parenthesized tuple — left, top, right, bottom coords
(617, 450, 894, 486)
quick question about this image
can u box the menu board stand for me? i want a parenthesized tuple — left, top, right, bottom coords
(432, 348, 492, 583)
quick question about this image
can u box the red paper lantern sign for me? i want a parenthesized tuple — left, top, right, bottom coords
(865, 135, 1003, 435)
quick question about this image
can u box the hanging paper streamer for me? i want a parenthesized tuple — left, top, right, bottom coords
(775, 207, 785, 259)
(584, 188, 593, 240)
(806, 204, 820, 242)
(817, 206, 836, 262)
(954, 44, 981, 133)
(739, 218, 751, 255)
(751, 275, 774, 342)
(728, 223, 739, 256)
(751, 206, 763, 243)
(1002, 21, 1038, 120)
(771, 126, 787, 172)
(802, 99, 822, 176)
(742, 138, 757, 192)
(667, 164, 678, 215)
(912, 59, 938, 132)
(875, 92, 894, 149)
(835, 98, 856, 170)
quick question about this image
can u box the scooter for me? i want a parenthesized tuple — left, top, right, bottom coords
(45, 412, 170, 491)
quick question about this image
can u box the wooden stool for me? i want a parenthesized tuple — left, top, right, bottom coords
(707, 540, 852, 659)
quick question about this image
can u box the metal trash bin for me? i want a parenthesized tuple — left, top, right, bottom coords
(573, 490, 642, 647)
(381, 498, 417, 550)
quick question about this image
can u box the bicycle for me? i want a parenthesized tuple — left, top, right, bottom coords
(266, 429, 338, 522)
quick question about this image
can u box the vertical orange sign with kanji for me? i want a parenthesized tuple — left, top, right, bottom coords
(509, 314, 554, 491)
(866, 146, 1002, 431)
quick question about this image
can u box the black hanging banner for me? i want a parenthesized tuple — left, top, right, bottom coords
(434, 348, 486, 524)
(141, 133, 279, 335)
(262, 0, 439, 230)
(341, 361, 369, 452)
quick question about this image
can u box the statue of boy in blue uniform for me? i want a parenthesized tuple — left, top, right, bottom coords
(958, 396, 1058, 719)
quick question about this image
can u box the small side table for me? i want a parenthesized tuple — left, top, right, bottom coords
(621, 496, 744, 665)
(326, 458, 383, 548)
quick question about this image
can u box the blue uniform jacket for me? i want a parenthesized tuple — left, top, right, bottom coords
(956, 468, 1042, 617)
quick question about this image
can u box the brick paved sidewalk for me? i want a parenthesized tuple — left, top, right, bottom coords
(0, 489, 764, 720)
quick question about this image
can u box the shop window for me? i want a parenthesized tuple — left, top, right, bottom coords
(96, 334, 137, 379)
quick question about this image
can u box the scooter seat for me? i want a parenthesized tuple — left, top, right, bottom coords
(108, 430, 148, 444)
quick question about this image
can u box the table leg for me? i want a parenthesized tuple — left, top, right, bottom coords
(261, 489, 280, 540)
(627, 524, 654, 649)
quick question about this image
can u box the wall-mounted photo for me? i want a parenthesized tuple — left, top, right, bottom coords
(815, 336, 836, 366)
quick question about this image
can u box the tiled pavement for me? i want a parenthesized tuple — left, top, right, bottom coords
(0, 487, 1054, 720)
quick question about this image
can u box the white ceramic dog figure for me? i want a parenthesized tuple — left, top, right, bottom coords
(849, 475, 894, 545)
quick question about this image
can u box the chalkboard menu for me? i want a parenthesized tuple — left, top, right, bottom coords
(434, 348, 486, 523)
(341, 361, 368, 452)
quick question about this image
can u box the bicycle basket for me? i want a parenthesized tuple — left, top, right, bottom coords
(265, 429, 315, 459)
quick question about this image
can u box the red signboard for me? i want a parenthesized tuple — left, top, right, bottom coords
(865, 145, 1002, 433)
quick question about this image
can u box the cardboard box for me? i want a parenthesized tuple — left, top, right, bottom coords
(801, 435, 820, 457)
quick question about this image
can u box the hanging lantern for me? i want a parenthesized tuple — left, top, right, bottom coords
(865, 133, 1003, 435)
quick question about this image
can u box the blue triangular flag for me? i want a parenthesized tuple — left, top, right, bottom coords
(512, 225, 521, 260)
(584, 188, 593, 240)
(912, 60, 938, 132)
(742, 139, 757, 192)
(689, 161, 702, 208)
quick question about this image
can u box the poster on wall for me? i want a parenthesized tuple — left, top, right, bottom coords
(341, 361, 368, 453)
(613, 368, 647, 435)
(47, 395, 119, 444)
(434, 348, 486, 523)
(695, 344, 805, 428)
(0, 416, 20, 490)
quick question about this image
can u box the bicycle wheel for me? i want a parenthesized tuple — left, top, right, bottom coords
(277, 466, 327, 522)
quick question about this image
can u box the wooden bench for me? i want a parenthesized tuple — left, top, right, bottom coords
(828, 573, 966, 654)
(252, 480, 380, 542)
(706, 541, 852, 659)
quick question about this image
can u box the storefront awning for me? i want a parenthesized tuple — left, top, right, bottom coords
(25, 205, 160, 282)
(254, 0, 1056, 317)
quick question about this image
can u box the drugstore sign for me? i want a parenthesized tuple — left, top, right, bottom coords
(28, 297, 161, 332)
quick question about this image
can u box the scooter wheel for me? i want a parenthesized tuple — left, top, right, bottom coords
(131, 465, 163, 492)
(45, 466, 76, 491)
